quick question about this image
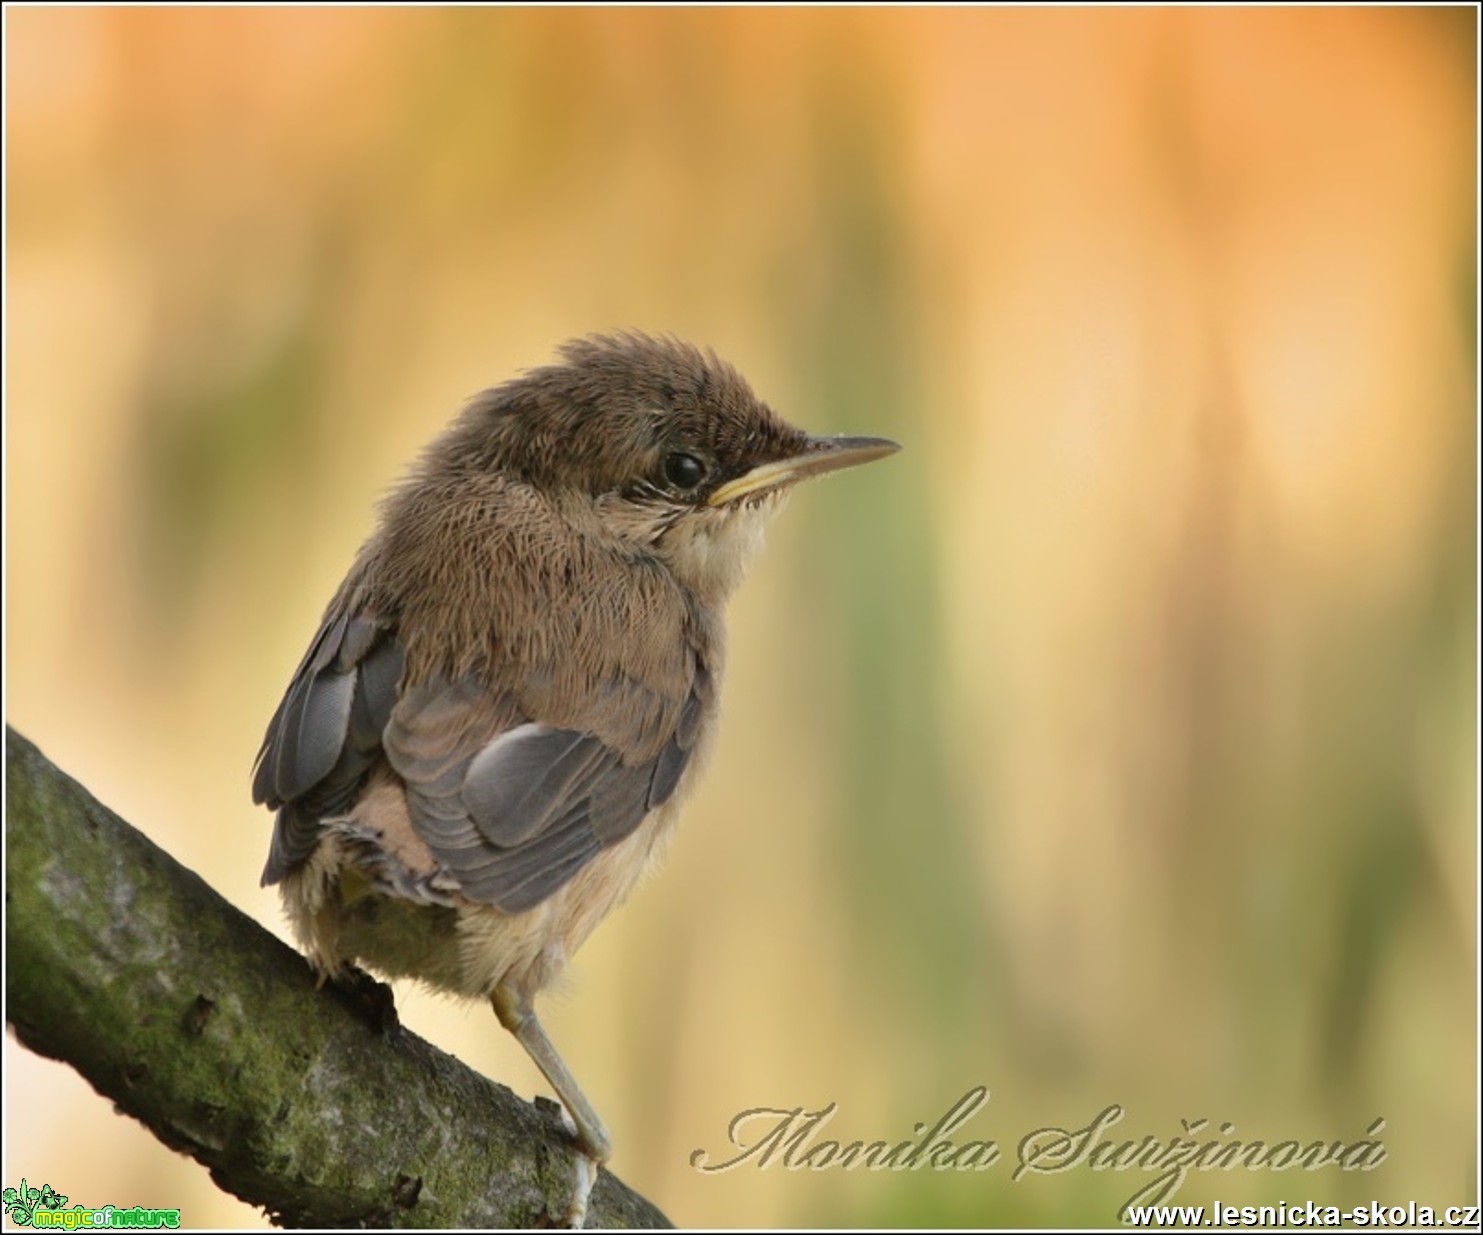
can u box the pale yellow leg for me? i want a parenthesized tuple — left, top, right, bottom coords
(493, 985, 610, 1227)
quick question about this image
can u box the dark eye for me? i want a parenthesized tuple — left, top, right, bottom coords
(663, 451, 707, 491)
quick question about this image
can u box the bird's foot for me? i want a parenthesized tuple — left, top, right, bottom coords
(531, 1096, 604, 1228)
(558, 1102, 600, 1229)
(563, 1152, 597, 1229)
(325, 963, 400, 1033)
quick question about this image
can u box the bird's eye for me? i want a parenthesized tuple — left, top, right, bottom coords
(663, 452, 707, 491)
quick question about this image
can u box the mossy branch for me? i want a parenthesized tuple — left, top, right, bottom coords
(4, 726, 672, 1229)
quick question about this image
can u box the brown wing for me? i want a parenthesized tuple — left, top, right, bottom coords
(253, 607, 711, 912)
(383, 664, 710, 913)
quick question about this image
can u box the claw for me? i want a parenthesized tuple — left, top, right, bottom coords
(562, 1149, 596, 1229)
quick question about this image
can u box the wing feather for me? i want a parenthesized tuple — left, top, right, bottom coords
(384, 663, 711, 914)
(254, 598, 712, 913)
(253, 611, 404, 883)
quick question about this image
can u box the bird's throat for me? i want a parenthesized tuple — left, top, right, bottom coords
(657, 497, 784, 603)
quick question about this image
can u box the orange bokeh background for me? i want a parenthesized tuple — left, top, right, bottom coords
(6, 7, 1475, 1228)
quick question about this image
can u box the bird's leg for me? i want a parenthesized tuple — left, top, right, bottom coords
(492, 984, 611, 1228)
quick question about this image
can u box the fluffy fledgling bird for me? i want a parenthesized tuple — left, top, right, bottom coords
(251, 333, 897, 1224)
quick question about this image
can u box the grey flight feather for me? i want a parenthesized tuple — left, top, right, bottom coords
(383, 665, 711, 914)
(253, 612, 405, 884)
(463, 725, 619, 848)
(254, 604, 711, 913)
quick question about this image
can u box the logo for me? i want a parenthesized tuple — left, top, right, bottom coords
(3, 1182, 67, 1227)
(1, 1181, 181, 1230)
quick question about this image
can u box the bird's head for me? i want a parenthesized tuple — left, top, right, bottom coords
(446, 333, 899, 600)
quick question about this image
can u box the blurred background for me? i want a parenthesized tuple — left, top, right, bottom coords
(5, 6, 1476, 1228)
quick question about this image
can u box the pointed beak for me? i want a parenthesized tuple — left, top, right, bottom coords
(707, 435, 901, 507)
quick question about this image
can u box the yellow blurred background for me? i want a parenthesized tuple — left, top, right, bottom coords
(5, 6, 1475, 1228)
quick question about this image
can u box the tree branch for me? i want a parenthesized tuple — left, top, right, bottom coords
(4, 726, 672, 1229)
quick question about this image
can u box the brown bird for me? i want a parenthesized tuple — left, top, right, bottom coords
(251, 333, 898, 1224)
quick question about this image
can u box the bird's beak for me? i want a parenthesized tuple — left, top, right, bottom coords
(707, 435, 901, 507)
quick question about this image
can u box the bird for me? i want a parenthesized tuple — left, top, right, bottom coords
(250, 332, 899, 1225)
